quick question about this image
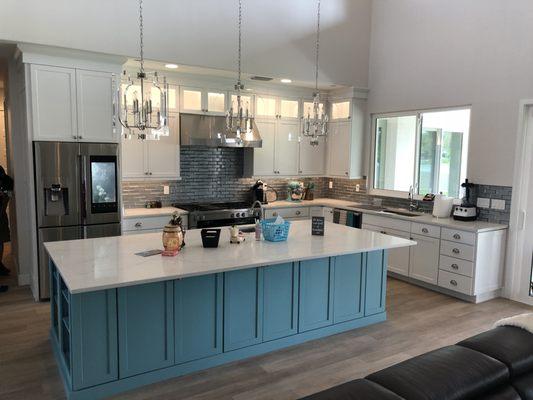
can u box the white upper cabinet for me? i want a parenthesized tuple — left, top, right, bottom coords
(76, 69, 117, 143)
(326, 98, 365, 178)
(255, 95, 277, 119)
(30, 64, 119, 143)
(146, 113, 180, 178)
(275, 120, 300, 175)
(279, 99, 299, 119)
(30, 65, 77, 141)
(180, 86, 226, 115)
(299, 135, 326, 176)
(253, 119, 276, 176)
(121, 134, 147, 179)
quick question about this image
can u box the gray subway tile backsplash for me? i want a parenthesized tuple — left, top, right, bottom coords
(122, 147, 512, 225)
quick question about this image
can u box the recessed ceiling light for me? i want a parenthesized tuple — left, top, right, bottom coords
(281, 78, 292, 83)
(165, 63, 178, 69)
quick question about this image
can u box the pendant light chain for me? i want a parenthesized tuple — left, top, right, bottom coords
(315, 0, 321, 93)
(139, 0, 145, 74)
(236, 0, 243, 90)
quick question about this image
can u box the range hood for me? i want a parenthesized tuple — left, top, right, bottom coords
(180, 113, 262, 148)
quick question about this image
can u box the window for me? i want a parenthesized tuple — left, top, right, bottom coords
(373, 108, 470, 198)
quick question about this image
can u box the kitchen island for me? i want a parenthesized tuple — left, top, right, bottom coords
(45, 221, 414, 400)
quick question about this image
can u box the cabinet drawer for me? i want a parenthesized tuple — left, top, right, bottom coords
(438, 270, 473, 295)
(439, 255, 474, 277)
(411, 223, 440, 238)
(441, 228, 475, 246)
(265, 207, 309, 220)
(362, 214, 410, 233)
(440, 240, 475, 261)
(123, 215, 170, 232)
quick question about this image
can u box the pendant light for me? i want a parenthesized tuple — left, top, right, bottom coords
(119, 0, 169, 140)
(302, 0, 329, 146)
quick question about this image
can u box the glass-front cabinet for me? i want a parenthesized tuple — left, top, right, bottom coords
(330, 99, 352, 121)
(180, 86, 226, 115)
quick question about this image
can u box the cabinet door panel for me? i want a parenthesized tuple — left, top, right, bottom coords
(146, 113, 180, 178)
(299, 135, 326, 175)
(409, 234, 440, 284)
(118, 282, 174, 377)
(327, 121, 351, 177)
(180, 87, 203, 112)
(121, 136, 147, 179)
(365, 250, 387, 316)
(30, 65, 77, 141)
(333, 254, 365, 323)
(253, 119, 276, 176)
(275, 120, 300, 175)
(298, 258, 334, 332)
(71, 289, 118, 390)
(76, 70, 116, 143)
(263, 263, 299, 341)
(224, 268, 263, 351)
(175, 274, 223, 363)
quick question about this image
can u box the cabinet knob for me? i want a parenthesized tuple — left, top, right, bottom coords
(451, 263, 459, 270)
(380, 231, 387, 235)
(273, 212, 278, 216)
(450, 280, 458, 286)
(295, 211, 301, 215)
(345, 172, 349, 176)
(299, 170, 302, 174)
(134, 222, 143, 228)
(452, 248, 460, 254)
(422, 228, 429, 233)
(149, 172, 153, 175)
(453, 233, 461, 240)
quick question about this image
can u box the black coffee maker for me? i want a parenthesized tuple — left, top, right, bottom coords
(252, 179, 267, 204)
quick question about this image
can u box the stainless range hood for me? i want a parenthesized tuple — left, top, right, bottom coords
(180, 113, 262, 148)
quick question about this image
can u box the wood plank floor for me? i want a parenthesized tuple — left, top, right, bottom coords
(1, 252, 532, 399)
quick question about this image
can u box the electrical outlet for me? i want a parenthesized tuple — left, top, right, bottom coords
(491, 199, 506, 210)
(476, 197, 490, 208)
(355, 184, 360, 192)
(328, 181, 333, 189)
(163, 185, 170, 195)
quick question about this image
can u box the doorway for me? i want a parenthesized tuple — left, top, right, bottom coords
(508, 103, 533, 304)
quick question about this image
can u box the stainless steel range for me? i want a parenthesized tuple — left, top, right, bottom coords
(173, 202, 261, 229)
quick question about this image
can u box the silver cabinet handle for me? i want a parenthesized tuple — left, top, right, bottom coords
(452, 248, 460, 254)
(422, 228, 429, 233)
(450, 280, 458, 286)
(272, 212, 278, 216)
(295, 211, 301, 215)
(345, 172, 349, 175)
(73, 135, 78, 139)
(380, 231, 387, 235)
(453, 233, 461, 240)
(451, 263, 459, 270)
(134, 222, 142, 228)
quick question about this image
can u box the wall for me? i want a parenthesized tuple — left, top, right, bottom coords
(368, 0, 533, 186)
(0, 87, 6, 168)
(0, 0, 372, 88)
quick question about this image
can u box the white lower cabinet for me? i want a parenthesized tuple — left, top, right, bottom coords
(408, 234, 440, 285)
(362, 224, 411, 276)
(122, 214, 188, 235)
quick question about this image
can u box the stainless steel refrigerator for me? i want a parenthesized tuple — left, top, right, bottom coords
(34, 142, 121, 300)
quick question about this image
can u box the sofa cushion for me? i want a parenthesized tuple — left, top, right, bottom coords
(366, 345, 509, 400)
(512, 372, 533, 400)
(299, 379, 404, 400)
(458, 326, 533, 377)
(473, 385, 522, 400)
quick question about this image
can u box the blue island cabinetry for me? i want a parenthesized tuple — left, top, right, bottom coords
(50, 251, 388, 400)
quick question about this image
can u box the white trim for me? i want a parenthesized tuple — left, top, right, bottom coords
(17, 273, 30, 286)
(505, 100, 533, 305)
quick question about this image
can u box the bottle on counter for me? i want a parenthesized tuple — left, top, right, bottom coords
(255, 219, 262, 241)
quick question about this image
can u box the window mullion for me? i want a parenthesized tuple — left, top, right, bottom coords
(414, 113, 423, 195)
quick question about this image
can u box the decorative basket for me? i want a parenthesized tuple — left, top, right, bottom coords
(261, 219, 291, 242)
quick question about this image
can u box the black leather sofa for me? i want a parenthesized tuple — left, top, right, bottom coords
(301, 326, 533, 400)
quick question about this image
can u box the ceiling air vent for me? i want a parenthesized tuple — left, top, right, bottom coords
(250, 76, 273, 81)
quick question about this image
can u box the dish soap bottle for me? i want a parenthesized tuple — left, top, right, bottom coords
(255, 219, 262, 241)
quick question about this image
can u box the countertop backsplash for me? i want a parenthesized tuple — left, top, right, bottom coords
(121, 147, 511, 225)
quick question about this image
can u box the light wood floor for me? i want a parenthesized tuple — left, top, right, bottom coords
(1, 252, 532, 400)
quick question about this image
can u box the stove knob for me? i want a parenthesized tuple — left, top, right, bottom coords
(230, 213, 235, 218)
(235, 212, 241, 218)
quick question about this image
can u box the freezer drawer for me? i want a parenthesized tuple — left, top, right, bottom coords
(38, 226, 82, 300)
(85, 223, 121, 239)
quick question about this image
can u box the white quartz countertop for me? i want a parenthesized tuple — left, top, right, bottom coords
(263, 198, 507, 233)
(123, 207, 188, 219)
(45, 220, 415, 294)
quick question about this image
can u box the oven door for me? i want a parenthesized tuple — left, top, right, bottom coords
(81, 143, 120, 225)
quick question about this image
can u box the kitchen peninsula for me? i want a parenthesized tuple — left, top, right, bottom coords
(45, 221, 414, 400)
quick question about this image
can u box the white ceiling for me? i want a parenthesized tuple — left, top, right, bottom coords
(0, 0, 372, 88)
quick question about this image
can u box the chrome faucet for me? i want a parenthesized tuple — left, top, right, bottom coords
(408, 185, 419, 212)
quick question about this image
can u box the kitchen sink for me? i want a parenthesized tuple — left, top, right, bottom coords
(349, 204, 386, 211)
(381, 208, 424, 217)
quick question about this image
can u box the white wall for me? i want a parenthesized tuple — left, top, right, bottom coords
(368, 0, 533, 186)
(0, 0, 372, 88)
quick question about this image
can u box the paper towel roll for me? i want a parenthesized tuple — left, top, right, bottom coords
(433, 194, 454, 218)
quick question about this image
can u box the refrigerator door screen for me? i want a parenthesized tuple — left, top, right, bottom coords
(90, 155, 118, 213)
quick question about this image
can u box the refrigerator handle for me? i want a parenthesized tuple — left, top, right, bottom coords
(80, 154, 88, 224)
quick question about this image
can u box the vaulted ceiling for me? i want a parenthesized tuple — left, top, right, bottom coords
(0, 0, 372, 88)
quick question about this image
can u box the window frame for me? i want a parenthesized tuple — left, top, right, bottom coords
(368, 105, 471, 199)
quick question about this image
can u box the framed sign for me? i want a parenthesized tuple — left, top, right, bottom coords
(312, 216, 325, 236)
